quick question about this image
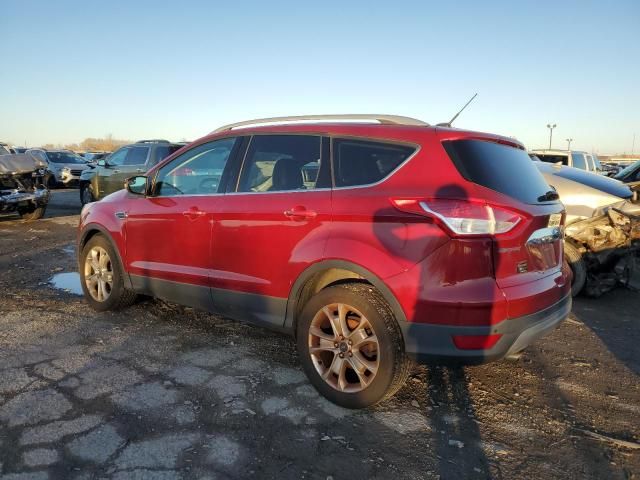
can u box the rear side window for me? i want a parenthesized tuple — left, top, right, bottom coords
(571, 153, 587, 170)
(124, 146, 150, 165)
(443, 139, 553, 204)
(238, 135, 324, 193)
(333, 139, 415, 187)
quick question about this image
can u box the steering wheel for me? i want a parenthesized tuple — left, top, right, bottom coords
(198, 177, 219, 193)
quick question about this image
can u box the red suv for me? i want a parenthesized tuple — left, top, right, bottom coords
(77, 115, 572, 408)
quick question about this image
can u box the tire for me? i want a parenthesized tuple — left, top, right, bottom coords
(80, 182, 96, 205)
(19, 206, 46, 221)
(296, 283, 411, 408)
(79, 234, 137, 311)
(564, 241, 586, 296)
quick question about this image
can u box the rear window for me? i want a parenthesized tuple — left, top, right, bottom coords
(443, 139, 553, 204)
(333, 139, 415, 187)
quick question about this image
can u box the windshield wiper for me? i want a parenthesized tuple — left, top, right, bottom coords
(538, 190, 559, 202)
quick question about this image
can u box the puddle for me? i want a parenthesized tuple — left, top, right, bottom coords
(50, 272, 83, 295)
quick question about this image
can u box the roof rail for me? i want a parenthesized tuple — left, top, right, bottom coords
(136, 139, 170, 144)
(211, 114, 429, 134)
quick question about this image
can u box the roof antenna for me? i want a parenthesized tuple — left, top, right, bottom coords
(437, 93, 478, 127)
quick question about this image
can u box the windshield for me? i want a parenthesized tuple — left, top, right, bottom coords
(0, 145, 10, 155)
(46, 152, 85, 164)
(615, 160, 640, 179)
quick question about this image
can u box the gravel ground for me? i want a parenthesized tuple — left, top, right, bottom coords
(0, 190, 638, 479)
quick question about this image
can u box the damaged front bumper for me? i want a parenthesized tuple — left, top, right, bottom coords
(565, 205, 640, 296)
(0, 187, 50, 213)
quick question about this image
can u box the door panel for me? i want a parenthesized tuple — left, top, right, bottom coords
(125, 195, 214, 309)
(124, 138, 241, 308)
(210, 134, 332, 327)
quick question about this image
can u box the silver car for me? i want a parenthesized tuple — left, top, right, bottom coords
(534, 160, 639, 296)
(26, 149, 90, 188)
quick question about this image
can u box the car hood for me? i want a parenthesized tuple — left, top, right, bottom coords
(536, 162, 632, 198)
(0, 153, 47, 174)
(535, 162, 634, 224)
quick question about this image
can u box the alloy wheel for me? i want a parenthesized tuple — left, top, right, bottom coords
(84, 246, 113, 302)
(308, 303, 380, 393)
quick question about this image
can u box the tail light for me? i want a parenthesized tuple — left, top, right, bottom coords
(391, 198, 523, 237)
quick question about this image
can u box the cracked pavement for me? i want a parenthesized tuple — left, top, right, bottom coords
(0, 191, 638, 479)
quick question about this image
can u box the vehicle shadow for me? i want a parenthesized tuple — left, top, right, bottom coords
(572, 291, 640, 375)
(372, 183, 498, 478)
(424, 365, 494, 479)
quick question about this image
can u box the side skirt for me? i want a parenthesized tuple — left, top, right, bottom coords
(129, 275, 290, 333)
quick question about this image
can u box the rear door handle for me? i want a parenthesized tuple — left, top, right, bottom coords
(136, 168, 144, 173)
(284, 206, 317, 221)
(112, 169, 120, 173)
(182, 208, 206, 220)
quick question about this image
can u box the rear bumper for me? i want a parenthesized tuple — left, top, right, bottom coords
(398, 293, 571, 364)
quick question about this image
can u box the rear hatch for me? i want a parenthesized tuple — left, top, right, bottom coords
(442, 138, 564, 288)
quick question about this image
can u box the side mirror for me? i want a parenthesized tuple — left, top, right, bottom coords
(125, 176, 148, 196)
(97, 160, 106, 167)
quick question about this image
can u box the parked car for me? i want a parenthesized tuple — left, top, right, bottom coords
(77, 114, 571, 408)
(613, 160, 640, 185)
(531, 149, 599, 173)
(26, 149, 91, 188)
(0, 143, 12, 155)
(533, 160, 640, 296)
(0, 153, 50, 220)
(79, 140, 184, 205)
(12, 147, 28, 154)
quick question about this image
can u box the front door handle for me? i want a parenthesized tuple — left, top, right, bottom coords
(182, 207, 206, 220)
(112, 169, 120, 173)
(284, 206, 317, 221)
(136, 168, 144, 173)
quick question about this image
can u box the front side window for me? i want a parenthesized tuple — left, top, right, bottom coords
(333, 138, 415, 187)
(571, 153, 587, 170)
(107, 148, 128, 166)
(238, 135, 322, 193)
(155, 138, 237, 196)
(124, 146, 150, 166)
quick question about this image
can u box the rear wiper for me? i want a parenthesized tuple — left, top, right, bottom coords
(538, 190, 560, 202)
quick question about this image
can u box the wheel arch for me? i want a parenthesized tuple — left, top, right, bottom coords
(78, 225, 132, 290)
(285, 260, 408, 334)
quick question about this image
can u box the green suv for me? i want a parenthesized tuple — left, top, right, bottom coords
(79, 140, 184, 205)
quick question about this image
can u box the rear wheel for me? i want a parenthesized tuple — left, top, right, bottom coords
(296, 283, 411, 408)
(80, 234, 137, 311)
(564, 241, 586, 296)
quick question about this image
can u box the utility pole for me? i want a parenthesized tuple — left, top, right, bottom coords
(547, 124, 557, 149)
(566, 138, 573, 150)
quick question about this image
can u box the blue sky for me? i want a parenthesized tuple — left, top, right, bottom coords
(1, 0, 638, 153)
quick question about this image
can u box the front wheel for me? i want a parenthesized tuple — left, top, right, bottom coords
(19, 206, 46, 221)
(79, 234, 137, 311)
(296, 283, 411, 408)
(80, 182, 96, 205)
(564, 241, 586, 296)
